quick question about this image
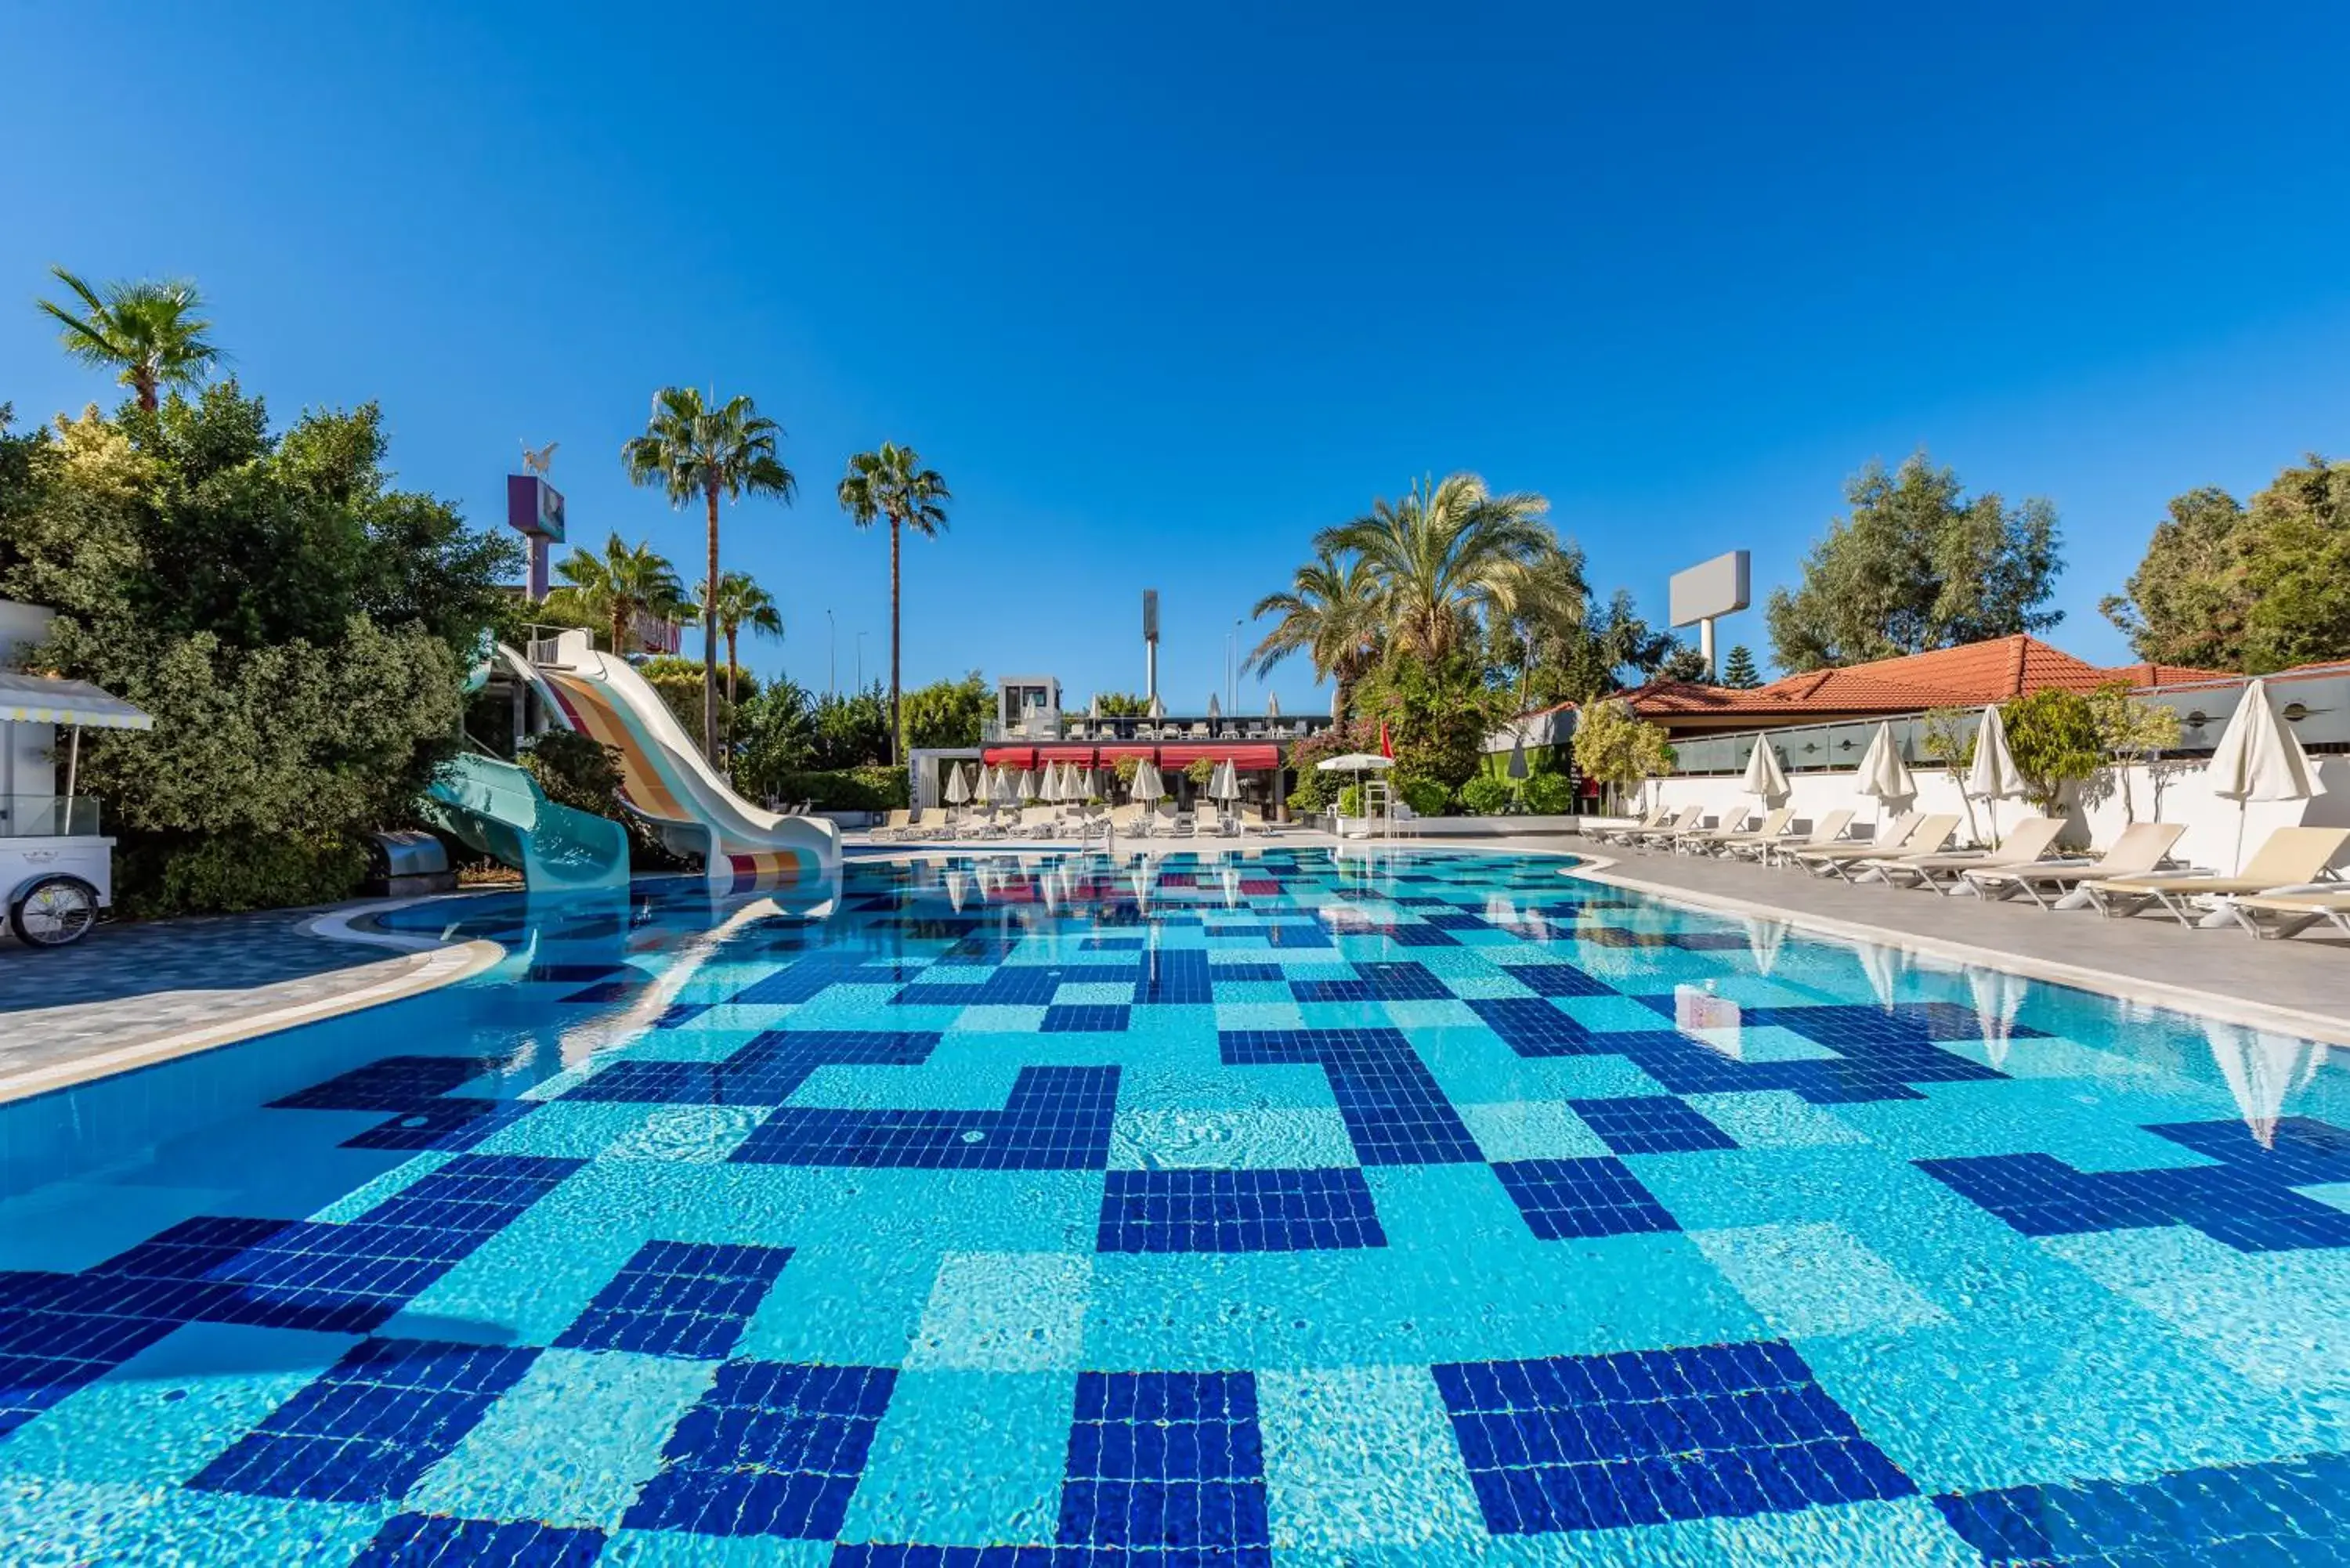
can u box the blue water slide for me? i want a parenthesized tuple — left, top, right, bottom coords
(421, 752, 631, 893)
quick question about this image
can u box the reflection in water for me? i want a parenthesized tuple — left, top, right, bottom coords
(1675, 983, 1744, 1059)
(1742, 916, 1789, 978)
(2205, 1020, 2333, 1148)
(1965, 966, 2031, 1071)
(1856, 941, 1907, 1011)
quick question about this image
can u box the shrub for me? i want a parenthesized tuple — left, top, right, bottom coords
(519, 730, 624, 816)
(1337, 784, 1365, 817)
(1184, 757, 1217, 786)
(761, 765, 909, 812)
(1459, 775, 1513, 815)
(1398, 775, 1452, 816)
(118, 833, 370, 919)
(2001, 688, 2102, 813)
(1521, 772, 1575, 814)
(1571, 698, 1674, 807)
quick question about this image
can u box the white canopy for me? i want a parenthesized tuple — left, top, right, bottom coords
(1147, 693, 1165, 720)
(1018, 767, 1039, 802)
(1316, 753, 1394, 772)
(944, 764, 972, 805)
(1206, 693, 1221, 720)
(1209, 758, 1240, 800)
(1131, 759, 1166, 802)
(1741, 739, 1789, 804)
(1265, 692, 1282, 719)
(2208, 678, 2323, 804)
(0, 672, 152, 731)
(1967, 705, 2026, 801)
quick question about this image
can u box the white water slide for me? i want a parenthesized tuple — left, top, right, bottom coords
(515, 630, 841, 887)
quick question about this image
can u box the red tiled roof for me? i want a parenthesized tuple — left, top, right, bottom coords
(1528, 636, 2231, 728)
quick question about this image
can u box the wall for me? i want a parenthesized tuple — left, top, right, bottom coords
(1642, 755, 2350, 874)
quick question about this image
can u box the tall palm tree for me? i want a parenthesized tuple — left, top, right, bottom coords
(699, 570, 784, 704)
(35, 267, 221, 411)
(836, 443, 951, 764)
(1317, 472, 1556, 660)
(1246, 548, 1386, 717)
(548, 533, 684, 656)
(622, 387, 797, 762)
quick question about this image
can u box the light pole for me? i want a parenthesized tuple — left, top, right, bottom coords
(826, 609, 837, 697)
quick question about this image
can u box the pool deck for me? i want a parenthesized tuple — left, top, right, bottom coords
(8, 829, 2345, 1104)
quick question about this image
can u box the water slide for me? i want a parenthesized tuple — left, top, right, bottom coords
(524, 630, 839, 889)
(421, 752, 631, 892)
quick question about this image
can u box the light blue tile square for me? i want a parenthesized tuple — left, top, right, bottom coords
(836, 1369, 1073, 1545)
(736, 1240, 938, 1367)
(470, 1099, 668, 1159)
(1552, 994, 1681, 1033)
(949, 1004, 1050, 1033)
(1054, 981, 1133, 1006)
(1682, 1091, 1865, 1148)
(1455, 1100, 1611, 1162)
(1109, 1107, 1358, 1169)
(1690, 1221, 1949, 1339)
(1441, 972, 1537, 1000)
(1260, 1365, 1486, 1551)
(387, 1196, 648, 1346)
(0, 1476, 386, 1568)
(306, 1151, 458, 1222)
(405, 1348, 716, 1528)
(1216, 999, 1306, 1031)
(1213, 981, 1293, 1006)
(1704, 1497, 1980, 1565)
(1379, 999, 1484, 1030)
(904, 1251, 1093, 1371)
(602, 1104, 768, 1162)
(1120, 1062, 1336, 1113)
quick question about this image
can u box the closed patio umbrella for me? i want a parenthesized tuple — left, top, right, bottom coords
(1211, 758, 1241, 801)
(1265, 692, 1282, 719)
(1132, 758, 1165, 803)
(1740, 736, 1788, 805)
(1089, 692, 1102, 719)
(1854, 722, 1917, 830)
(1207, 693, 1221, 721)
(1147, 693, 1165, 721)
(1967, 705, 2027, 846)
(945, 763, 972, 807)
(2207, 677, 2325, 873)
(1019, 767, 1039, 803)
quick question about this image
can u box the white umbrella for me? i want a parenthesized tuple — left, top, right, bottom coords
(944, 764, 972, 806)
(2207, 678, 2325, 873)
(1147, 693, 1165, 720)
(1210, 758, 1241, 801)
(1741, 737, 1789, 805)
(1089, 693, 1102, 719)
(1854, 722, 1917, 828)
(1207, 692, 1222, 720)
(1018, 767, 1039, 803)
(1967, 705, 2028, 846)
(1265, 692, 1282, 719)
(1315, 753, 1394, 773)
(1132, 759, 1166, 803)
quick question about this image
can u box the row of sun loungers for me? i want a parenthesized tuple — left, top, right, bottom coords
(870, 803, 1271, 845)
(1586, 803, 2350, 940)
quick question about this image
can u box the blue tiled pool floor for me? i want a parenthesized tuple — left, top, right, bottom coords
(2, 847, 2346, 1564)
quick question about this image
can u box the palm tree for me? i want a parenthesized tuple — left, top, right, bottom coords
(836, 443, 951, 764)
(1246, 548, 1386, 717)
(1317, 472, 1556, 660)
(548, 533, 685, 656)
(699, 570, 784, 704)
(35, 267, 221, 411)
(622, 387, 797, 762)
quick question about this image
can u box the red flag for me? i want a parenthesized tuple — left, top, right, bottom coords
(1379, 721, 1394, 759)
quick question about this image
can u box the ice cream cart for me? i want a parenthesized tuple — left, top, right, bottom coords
(0, 669, 151, 948)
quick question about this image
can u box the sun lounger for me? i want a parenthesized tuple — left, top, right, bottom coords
(1864, 816, 2069, 894)
(1724, 809, 1852, 864)
(870, 808, 915, 842)
(1958, 821, 2184, 908)
(1587, 805, 1671, 846)
(1788, 814, 1958, 882)
(1676, 807, 1785, 854)
(2227, 887, 2350, 940)
(2084, 826, 2350, 924)
(1627, 805, 1708, 849)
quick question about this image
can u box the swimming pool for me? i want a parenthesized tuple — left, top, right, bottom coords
(2, 845, 2345, 1564)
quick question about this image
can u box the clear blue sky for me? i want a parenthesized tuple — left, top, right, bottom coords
(8, 4, 2348, 709)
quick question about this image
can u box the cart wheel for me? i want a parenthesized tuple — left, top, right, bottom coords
(9, 876, 99, 948)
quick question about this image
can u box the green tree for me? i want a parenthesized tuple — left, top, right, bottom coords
(1352, 652, 1502, 792)
(36, 268, 221, 412)
(622, 387, 797, 762)
(1247, 547, 1386, 716)
(0, 390, 512, 913)
(547, 533, 684, 656)
(1316, 472, 1558, 661)
(2099, 486, 2251, 669)
(1656, 643, 1709, 683)
(732, 678, 818, 797)
(2088, 681, 2182, 823)
(902, 670, 992, 749)
(1766, 450, 2063, 671)
(808, 681, 893, 770)
(1091, 691, 1151, 717)
(836, 442, 951, 764)
(2101, 457, 2350, 674)
(1999, 688, 2102, 814)
(1719, 645, 1762, 688)
(698, 569, 783, 704)
(1918, 705, 1981, 844)
(1571, 697, 1674, 812)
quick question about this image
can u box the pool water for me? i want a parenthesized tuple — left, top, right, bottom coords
(2, 846, 2347, 1565)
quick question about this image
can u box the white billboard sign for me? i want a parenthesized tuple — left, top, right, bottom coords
(1668, 551, 1751, 629)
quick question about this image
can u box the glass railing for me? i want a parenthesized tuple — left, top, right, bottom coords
(0, 797, 99, 837)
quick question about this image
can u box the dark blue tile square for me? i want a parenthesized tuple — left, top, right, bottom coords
(622, 1360, 896, 1539)
(352, 1512, 606, 1566)
(1097, 1168, 1386, 1253)
(555, 1240, 793, 1360)
(1042, 1005, 1131, 1033)
(1491, 1158, 1679, 1240)
(1567, 1097, 1738, 1156)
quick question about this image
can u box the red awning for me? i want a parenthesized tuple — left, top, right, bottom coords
(1037, 746, 1099, 765)
(981, 746, 1036, 768)
(1156, 743, 1281, 771)
(1095, 744, 1156, 762)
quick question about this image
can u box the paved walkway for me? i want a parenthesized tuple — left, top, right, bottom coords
(0, 905, 485, 1100)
